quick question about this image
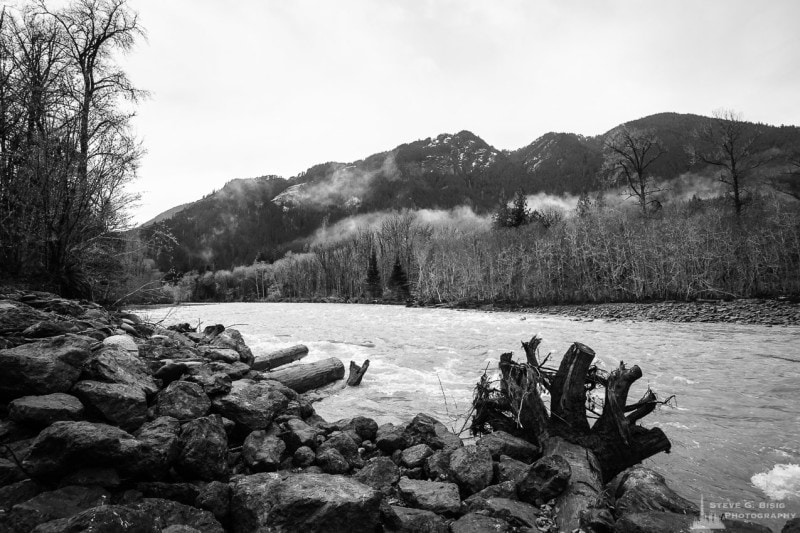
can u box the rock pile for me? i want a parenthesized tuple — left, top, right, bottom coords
(0, 290, 785, 532)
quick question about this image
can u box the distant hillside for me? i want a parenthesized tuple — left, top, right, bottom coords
(142, 112, 800, 274)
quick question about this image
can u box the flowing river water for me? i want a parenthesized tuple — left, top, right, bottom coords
(141, 302, 800, 530)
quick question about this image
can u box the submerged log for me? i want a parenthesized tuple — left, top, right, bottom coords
(251, 345, 309, 371)
(346, 360, 370, 386)
(473, 335, 673, 531)
(262, 357, 344, 393)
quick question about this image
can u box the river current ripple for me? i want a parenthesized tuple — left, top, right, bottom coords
(141, 302, 800, 529)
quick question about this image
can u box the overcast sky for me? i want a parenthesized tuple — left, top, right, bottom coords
(120, 0, 800, 224)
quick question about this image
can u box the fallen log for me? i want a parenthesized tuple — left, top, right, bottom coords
(251, 344, 309, 371)
(346, 360, 370, 386)
(262, 357, 344, 393)
(472, 335, 673, 532)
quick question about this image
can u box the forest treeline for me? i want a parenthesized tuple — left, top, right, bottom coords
(155, 195, 800, 306)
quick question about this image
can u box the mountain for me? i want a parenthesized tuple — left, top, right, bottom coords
(142, 113, 800, 273)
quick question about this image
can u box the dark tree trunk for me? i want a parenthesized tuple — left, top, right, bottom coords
(346, 360, 370, 386)
(262, 357, 345, 393)
(251, 345, 309, 371)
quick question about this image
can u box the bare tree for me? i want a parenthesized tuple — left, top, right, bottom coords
(689, 109, 769, 215)
(601, 125, 667, 213)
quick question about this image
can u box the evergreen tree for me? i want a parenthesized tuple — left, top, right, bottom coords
(366, 249, 382, 298)
(388, 255, 411, 300)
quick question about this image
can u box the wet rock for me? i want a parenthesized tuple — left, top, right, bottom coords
(60, 468, 120, 489)
(134, 416, 181, 476)
(211, 380, 293, 431)
(176, 416, 228, 481)
(82, 345, 158, 397)
(8, 393, 85, 427)
(424, 449, 452, 481)
(0, 334, 92, 400)
(293, 445, 316, 467)
(155, 381, 211, 420)
(196, 480, 231, 523)
(208, 329, 254, 366)
(242, 430, 285, 472)
(0, 485, 109, 533)
(126, 498, 224, 533)
(449, 444, 494, 496)
(388, 505, 449, 532)
(397, 477, 461, 514)
(72, 380, 147, 432)
(401, 443, 434, 468)
(230, 472, 382, 533)
(317, 431, 362, 469)
(450, 512, 511, 532)
(516, 454, 571, 506)
(467, 497, 541, 529)
(496, 454, 529, 484)
(376, 423, 408, 453)
(403, 413, 463, 452)
(0, 479, 43, 511)
(29, 505, 157, 533)
(476, 430, 541, 463)
(336, 416, 379, 442)
(284, 418, 318, 450)
(22, 421, 140, 479)
(614, 467, 699, 517)
(354, 456, 400, 493)
(316, 447, 350, 474)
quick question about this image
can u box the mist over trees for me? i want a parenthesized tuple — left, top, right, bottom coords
(0, 0, 144, 297)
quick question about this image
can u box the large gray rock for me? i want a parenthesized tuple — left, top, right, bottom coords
(397, 477, 461, 515)
(387, 505, 449, 533)
(403, 413, 462, 452)
(176, 416, 228, 481)
(464, 481, 518, 506)
(102, 334, 139, 353)
(133, 417, 181, 476)
(336, 416, 379, 442)
(317, 431, 361, 469)
(614, 467, 699, 517)
(376, 423, 408, 453)
(354, 456, 400, 493)
(184, 365, 232, 396)
(209, 329, 254, 366)
(401, 443, 434, 469)
(126, 498, 224, 533)
(0, 485, 109, 533)
(242, 430, 286, 472)
(211, 380, 294, 431)
(22, 421, 140, 479)
(230, 472, 382, 533)
(196, 481, 231, 523)
(516, 454, 571, 506)
(197, 346, 240, 363)
(8, 393, 85, 427)
(467, 497, 541, 529)
(155, 381, 211, 420)
(496, 454, 529, 484)
(0, 335, 92, 400)
(72, 380, 147, 432)
(30, 505, 157, 533)
(284, 418, 318, 450)
(450, 513, 511, 532)
(316, 448, 350, 475)
(476, 430, 541, 463)
(81, 345, 158, 397)
(448, 444, 494, 496)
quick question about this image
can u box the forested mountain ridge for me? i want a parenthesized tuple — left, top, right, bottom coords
(143, 112, 800, 274)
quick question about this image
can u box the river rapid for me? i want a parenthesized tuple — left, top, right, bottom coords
(141, 302, 800, 529)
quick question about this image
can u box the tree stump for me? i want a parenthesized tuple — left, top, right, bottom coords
(346, 360, 370, 386)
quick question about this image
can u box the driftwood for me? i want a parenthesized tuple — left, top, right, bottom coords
(346, 360, 370, 386)
(251, 344, 309, 371)
(473, 335, 673, 531)
(262, 357, 344, 393)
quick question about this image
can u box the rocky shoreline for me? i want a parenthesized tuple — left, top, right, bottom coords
(1, 290, 797, 532)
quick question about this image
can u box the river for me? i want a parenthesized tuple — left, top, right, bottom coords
(140, 302, 800, 530)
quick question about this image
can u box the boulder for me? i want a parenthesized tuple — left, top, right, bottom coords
(496, 454, 529, 484)
(388, 505, 449, 532)
(242, 431, 286, 472)
(467, 497, 541, 529)
(176, 416, 228, 481)
(0, 485, 109, 533)
(196, 481, 231, 523)
(397, 477, 461, 514)
(476, 430, 541, 463)
(316, 448, 350, 475)
(22, 321, 82, 338)
(126, 498, 224, 533)
(284, 418, 318, 450)
(516, 454, 571, 506)
(184, 366, 232, 396)
(403, 413, 462, 452)
(401, 443, 434, 469)
(8, 393, 85, 426)
(211, 380, 293, 431)
(318, 431, 362, 469)
(0, 479, 44, 512)
(197, 346, 241, 363)
(155, 381, 211, 420)
(133, 416, 181, 476)
(449, 444, 494, 496)
(336, 416, 379, 442)
(22, 421, 140, 479)
(72, 380, 147, 432)
(153, 362, 190, 386)
(354, 456, 401, 493)
(424, 450, 452, 482)
(450, 513, 511, 533)
(464, 480, 518, 506)
(230, 472, 382, 533)
(102, 334, 139, 353)
(29, 505, 157, 533)
(0, 300, 52, 336)
(82, 345, 158, 397)
(0, 457, 27, 486)
(613, 467, 699, 517)
(293, 446, 316, 467)
(209, 329, 254, 366)
(376, 423, 408, 453)
(0, 335, 92, 400)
